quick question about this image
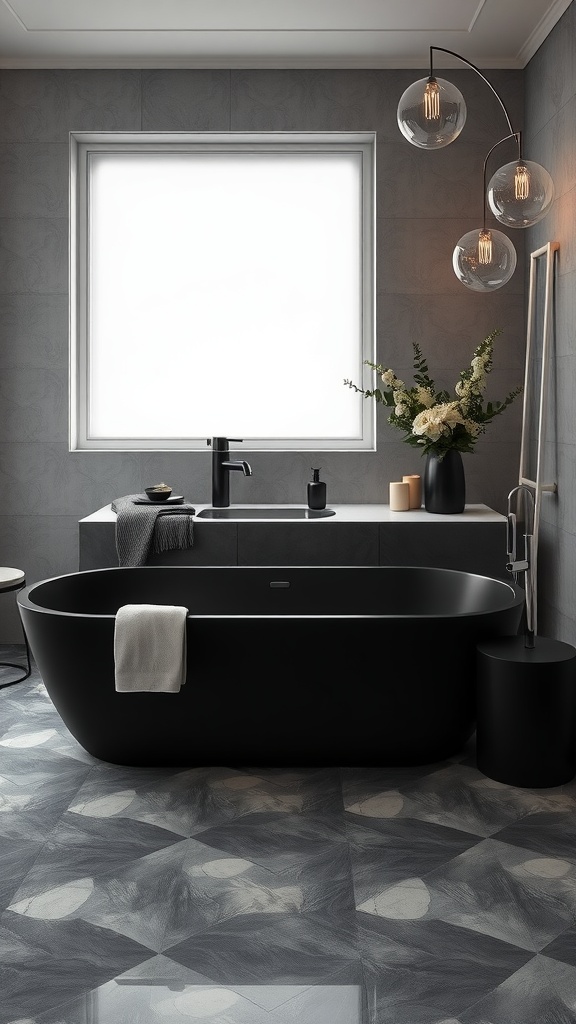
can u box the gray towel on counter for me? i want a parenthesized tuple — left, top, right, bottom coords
(111, 494, 196, 567)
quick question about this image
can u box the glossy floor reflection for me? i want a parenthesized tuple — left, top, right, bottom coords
(2, 652, 576, 1023)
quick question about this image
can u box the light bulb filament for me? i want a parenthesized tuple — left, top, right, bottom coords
(478, 229, 493, 265)
(424, 79, 440, 120)
(515, 164, 530, 200)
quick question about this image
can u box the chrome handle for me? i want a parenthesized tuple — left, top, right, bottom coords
(506, 559, 528, 573)
(506, 512, 517, 562)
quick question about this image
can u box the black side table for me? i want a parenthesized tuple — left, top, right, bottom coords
(0, 567, 32, 689)
(476, 634, 576, 788)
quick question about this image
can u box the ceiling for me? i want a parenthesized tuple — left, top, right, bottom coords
(0, 0, 571, 69)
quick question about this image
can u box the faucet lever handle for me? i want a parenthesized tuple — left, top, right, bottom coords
(506, 511, 517, 562)
(206, 437, 244, 447)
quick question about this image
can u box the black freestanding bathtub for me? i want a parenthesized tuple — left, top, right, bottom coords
(17, 566, 524, 767)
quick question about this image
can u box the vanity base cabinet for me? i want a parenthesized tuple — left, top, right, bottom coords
(79, 506, 506, 577)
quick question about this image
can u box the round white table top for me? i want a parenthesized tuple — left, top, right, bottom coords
(0, 567, 25, 589)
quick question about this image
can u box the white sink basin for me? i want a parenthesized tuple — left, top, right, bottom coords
(196, 507, 336, 520)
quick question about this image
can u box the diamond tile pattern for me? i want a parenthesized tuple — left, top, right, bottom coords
(2, 654, 576, 1023)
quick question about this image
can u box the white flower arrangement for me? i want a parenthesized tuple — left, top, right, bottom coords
(344, 328, 523, 459)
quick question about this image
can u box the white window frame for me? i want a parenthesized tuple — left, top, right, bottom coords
(69, 131, 376, 452)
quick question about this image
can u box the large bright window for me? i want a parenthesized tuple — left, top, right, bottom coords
(70, 132, 376, 451)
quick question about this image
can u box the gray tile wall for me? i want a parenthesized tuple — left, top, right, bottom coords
(525, 1, 576, 645)
(0, 66, 526, 639)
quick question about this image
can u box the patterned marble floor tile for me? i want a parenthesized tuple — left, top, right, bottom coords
(114, 952, 366, 1014)
(341, 764, 446, 814)
(495, 809, 576, 863)
(358, 913, 532, 1024)
(541, 926, 576, 969)
(235, 767, 327, 786)
(0, 722, 63, 753)
(230, 767, 346, 810)
(0, 744, 96, 789)
(420, 837, 576, 952)
(6, 811, 185, 904)
(7, 676, 101, 763)
(1, 676, 53, 718)
(40, 726, 104, 766)
(4, 653, 576, 1024)
(345, 815, 480, 909)
(16, 954, 366, 1024)
(0, 835, 43, 912)
(7, 834, 353, 954)
(382, 763, 573, 837)
(0, 693, 38, 732)
(166, 909, 361, 984)
(0, 915, 151, 1024)
(0, 676, 99, 765)
(458, 953, 576, 1024)
(204, 767, 345, 817)
(190, 831, 356, 914)
(195, 809, 348, 871)
(66, 764, 330, 838)
(0, 762, 92, 842)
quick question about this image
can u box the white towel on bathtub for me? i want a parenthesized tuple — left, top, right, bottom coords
(114, 604, 188, 692)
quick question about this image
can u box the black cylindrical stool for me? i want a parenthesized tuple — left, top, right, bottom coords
(476, 634, 576, 788)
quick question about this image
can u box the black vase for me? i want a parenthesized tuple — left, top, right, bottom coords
(424, 449, 466, 514)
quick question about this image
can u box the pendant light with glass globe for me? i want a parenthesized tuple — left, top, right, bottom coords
(397, 47, 554, 290)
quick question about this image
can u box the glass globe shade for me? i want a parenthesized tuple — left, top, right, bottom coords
(397, 76, 467, 149)
(487, 159, 555, 227)
(452, 228, 517, 292)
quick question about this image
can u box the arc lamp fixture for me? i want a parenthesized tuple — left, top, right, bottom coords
(397, 47, 554, 291)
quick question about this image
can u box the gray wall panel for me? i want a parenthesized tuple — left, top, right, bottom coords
(0, 65, 527, 638)
(525, 0, 576, 645)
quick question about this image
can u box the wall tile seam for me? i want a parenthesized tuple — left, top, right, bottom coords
(0, 220, 68, 226)
(0, 215, 68, 221)
(540, 210, 576, 274)
(540, 520, 576, 540)
(375, 216, 525, 225)
(523, 91, 576, 144)
(523, 137, 576, 203)
(0, 141, 68, 147)
(375, 290, 525, 298)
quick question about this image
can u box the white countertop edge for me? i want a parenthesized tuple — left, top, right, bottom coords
(81, 503, 505, 524)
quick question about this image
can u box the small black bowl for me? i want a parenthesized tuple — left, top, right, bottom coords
(145, 485, 172, 501)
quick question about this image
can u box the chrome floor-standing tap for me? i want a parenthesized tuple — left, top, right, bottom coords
(207, 437, 252, 507)
(506, 484, 536, 648)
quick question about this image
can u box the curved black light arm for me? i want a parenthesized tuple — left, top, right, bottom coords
(429, 45, 516, 139)
(481, 132, 522, 230)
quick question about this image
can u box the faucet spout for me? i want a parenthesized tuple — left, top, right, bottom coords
(221, 460, 252, 477)
(207, 437, 252, 507)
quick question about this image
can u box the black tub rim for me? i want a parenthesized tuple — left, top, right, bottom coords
(17, 564, 526, 622)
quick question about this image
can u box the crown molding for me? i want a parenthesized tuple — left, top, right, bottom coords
(0, 54, 526, 70)
(517, 0, 572, 66)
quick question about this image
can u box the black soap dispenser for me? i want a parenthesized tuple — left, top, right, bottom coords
(308, 468, 326, 510)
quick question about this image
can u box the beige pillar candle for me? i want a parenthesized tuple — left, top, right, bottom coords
(389, 481, 410, 511)
(402, 474, 422, 509)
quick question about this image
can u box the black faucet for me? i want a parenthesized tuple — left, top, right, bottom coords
(207, 437, 252, 507)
